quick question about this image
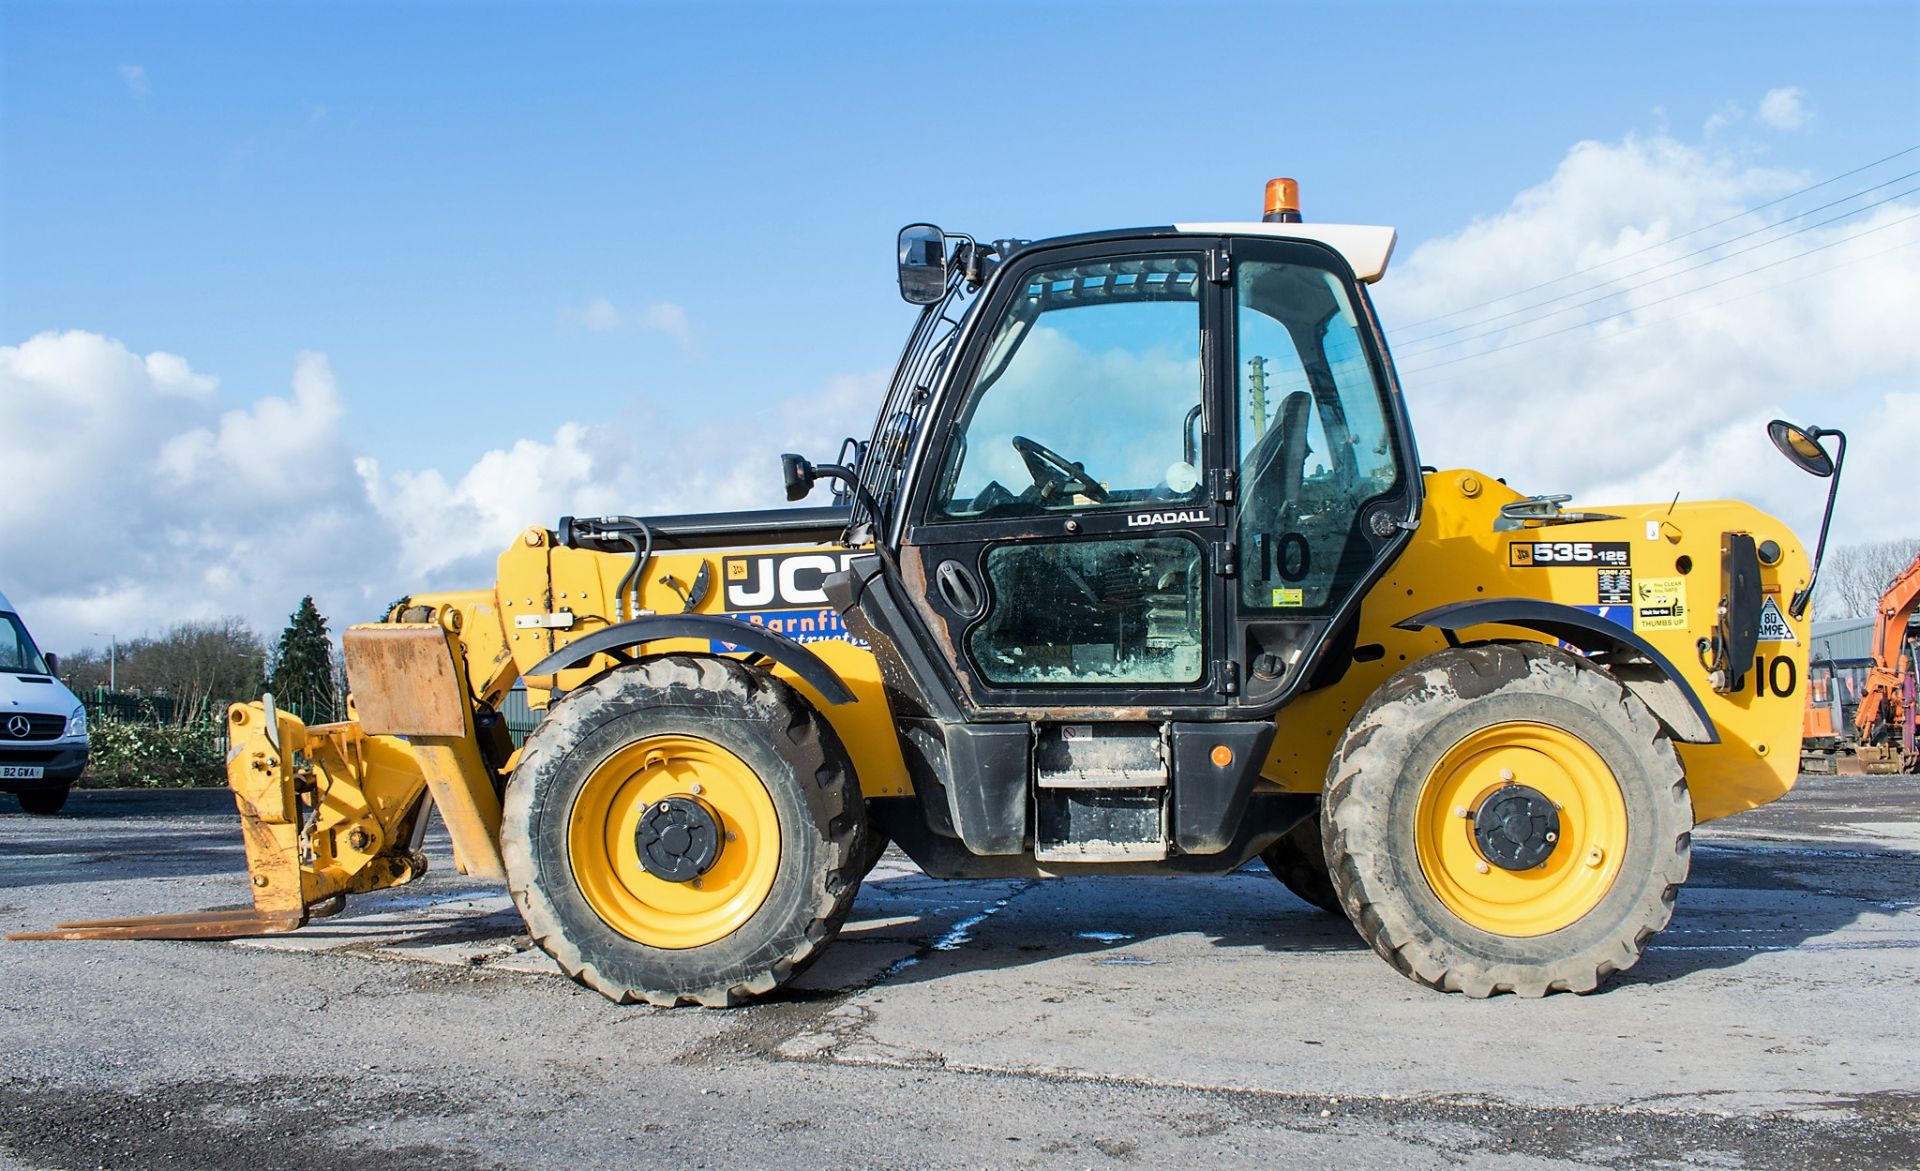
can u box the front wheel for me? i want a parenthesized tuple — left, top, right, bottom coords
(15, 786, 70, 816)
(502, 655, 865, 1006)
(1324, 643, 1691, 998)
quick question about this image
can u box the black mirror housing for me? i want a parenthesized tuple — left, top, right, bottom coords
(1767, 419, 1836, 478)
(43, 652, 59, 677)
(781, 454, 817, 502)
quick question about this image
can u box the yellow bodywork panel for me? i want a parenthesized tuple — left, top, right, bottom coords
(439, 531, 916, 800)
(1263, 470, 1811, 823)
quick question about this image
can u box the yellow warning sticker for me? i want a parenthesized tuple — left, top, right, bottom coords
(1272, 587, 1304, 607)
(1635, 576, 1687, 630)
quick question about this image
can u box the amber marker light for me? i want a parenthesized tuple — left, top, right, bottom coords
(1211, 745, 1235, 767)
(1263, 177, 1302, 224)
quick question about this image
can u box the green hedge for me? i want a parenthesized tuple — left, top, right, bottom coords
(79, 709, 228, 789)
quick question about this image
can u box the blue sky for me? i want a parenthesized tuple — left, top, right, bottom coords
(3, 2, 1917, 646)
(7, 1, 1914, 473)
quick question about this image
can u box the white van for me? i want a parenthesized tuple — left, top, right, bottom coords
(0, 590, 89, 814)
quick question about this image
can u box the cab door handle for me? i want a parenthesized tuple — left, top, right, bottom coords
(935, 559, 986, 619)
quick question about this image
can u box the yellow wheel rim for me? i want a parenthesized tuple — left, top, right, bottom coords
(566, 734, 780, 950)
(1413, 721, 1627, 937)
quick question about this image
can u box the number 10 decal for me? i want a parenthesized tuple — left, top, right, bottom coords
(1751, 655, 1797, 697)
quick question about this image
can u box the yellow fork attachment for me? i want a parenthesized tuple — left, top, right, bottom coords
(11, 625, 504, 942)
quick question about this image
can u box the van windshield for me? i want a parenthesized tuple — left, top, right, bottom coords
(0, 613, 50, 675)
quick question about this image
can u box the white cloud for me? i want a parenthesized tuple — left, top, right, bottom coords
(1757, 86, 1811, 131)
(1377, 130, 1920, 558)
(118, 65, 149, 101)
(1, 330, 875, 652)
(578, 297, 621, 331)
(561, 297, 694, 351)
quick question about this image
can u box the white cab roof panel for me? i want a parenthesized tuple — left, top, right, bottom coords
(1170, 222, 1397, 283)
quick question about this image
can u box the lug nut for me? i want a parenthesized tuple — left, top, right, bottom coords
(1454, 806, 1470, 819)
(1475, 861, 1490, 874)
(689, 782, 704, 796)
(1499, 769, 1515, 782)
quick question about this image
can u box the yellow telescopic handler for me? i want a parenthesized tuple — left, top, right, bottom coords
(16, 179, 1848, 1005)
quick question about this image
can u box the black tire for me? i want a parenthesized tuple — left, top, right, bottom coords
(854, 822, 891, 880)
(501, 654, 865, 1007)
(1260, 811, 1342, 915)
(1323, 642, 1691, 998)
(15, 786, 70, 816)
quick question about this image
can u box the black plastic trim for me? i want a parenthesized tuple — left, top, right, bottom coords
(1394, 598, 1719, 744)
(525, 615, 856, 706)
(563, 506, 849, 552)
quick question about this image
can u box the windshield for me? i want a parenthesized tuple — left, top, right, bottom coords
(851, 275, 980, 534)
(0, 613, 51, 675)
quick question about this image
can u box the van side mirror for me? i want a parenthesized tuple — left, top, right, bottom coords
(897, 224, 949, 305)
(43, 652, 58, 676)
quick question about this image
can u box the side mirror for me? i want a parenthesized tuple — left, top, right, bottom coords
(897, 224, 949, 305)
(1766, 419, 1847, 620)
(1768, 419, 1836, 478)
(781, 454, 819, 502)
(43, 652, 58, 677)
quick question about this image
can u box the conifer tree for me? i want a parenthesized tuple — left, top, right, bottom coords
(270, 596, 337, 722)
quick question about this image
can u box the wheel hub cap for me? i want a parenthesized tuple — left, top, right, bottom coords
(635, 796, 723, 883)
(1472, 784, 1561, 871)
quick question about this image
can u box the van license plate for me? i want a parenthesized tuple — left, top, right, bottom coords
(0, 766, 45, 780)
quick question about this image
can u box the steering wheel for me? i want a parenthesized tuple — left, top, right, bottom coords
(1011, 435, 1110, 504)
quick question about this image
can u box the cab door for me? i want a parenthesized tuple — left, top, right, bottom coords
(1224, 237, 1421, 707)
(901, 241, 1236, 714)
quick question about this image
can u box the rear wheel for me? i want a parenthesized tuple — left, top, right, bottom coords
(502, 655, 865, 1006)
(15, 786, 70, 816)
(1324, 643, 1691, 998)
(1260, 812, 1341, 915)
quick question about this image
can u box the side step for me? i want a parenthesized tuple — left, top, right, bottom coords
(1034, 724, 1168, 862)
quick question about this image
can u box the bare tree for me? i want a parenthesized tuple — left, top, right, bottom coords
(1816, 538, 1920, 620)
(55, 618, 266, 723)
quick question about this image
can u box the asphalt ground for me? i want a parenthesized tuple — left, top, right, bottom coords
(1, 774, 1917, 1170)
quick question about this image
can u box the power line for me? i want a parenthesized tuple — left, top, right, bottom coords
(1398, 210, 1920, 376)
(1394, 188, 1920, 361)
(1398, 234, 1920, 384)
(1399, 168, 1920, 347)
(1395, 143, 1920, 333)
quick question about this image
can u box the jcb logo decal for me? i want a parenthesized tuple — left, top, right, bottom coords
(1509, 541, 1630, 568)
(723, 552, 861, 611)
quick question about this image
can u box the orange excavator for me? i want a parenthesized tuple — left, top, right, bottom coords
(1808, 552, 1920, 774)
(1855, 552, 1920, 772)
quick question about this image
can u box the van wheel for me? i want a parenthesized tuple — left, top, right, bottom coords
(1324, 642, 1691, 998)
(16, 786, 69, 816)
(503, 655, 864, 1006)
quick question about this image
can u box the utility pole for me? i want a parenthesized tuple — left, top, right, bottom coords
(1247, 355, 1269, 440)
(93, 632, 116, 692)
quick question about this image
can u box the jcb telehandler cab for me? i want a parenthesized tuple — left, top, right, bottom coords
(18, 179, 1843, 1006)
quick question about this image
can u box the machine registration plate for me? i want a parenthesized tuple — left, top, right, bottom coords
(0, 765, 45, 780)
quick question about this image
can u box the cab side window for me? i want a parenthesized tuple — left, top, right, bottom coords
(1235, 261, 1400, 612)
